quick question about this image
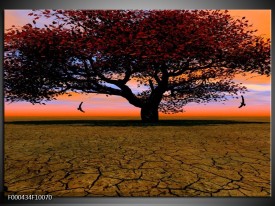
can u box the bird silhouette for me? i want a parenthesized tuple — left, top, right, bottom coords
(77, 102, 85, 113)
(238, 95, 246, 108)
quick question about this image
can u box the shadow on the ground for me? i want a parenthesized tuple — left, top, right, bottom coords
(4, 120, 270, 127)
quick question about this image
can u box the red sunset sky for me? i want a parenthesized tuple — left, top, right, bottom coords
(4, 10, 271, 119)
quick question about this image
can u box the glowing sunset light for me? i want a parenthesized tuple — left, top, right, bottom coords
(4, 10, 271, 119)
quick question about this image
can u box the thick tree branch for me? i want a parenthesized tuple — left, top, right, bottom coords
(87, 59, 143, 107)
(149, 79, 154, 91)
(146, 65, 169, 108)
(121, 67, 132, 84)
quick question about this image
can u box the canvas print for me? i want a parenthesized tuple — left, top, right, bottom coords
(4, 10, 271, 197)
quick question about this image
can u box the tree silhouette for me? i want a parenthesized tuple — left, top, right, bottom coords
(4, 10, 270, 122)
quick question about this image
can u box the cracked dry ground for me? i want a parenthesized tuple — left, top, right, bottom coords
(4, 123, 270, 197)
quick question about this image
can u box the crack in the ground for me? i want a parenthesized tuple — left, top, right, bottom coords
(4, 123, 270, 197)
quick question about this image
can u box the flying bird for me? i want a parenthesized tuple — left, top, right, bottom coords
(238, 95, 246, 108)
(77, 102, 85, 113)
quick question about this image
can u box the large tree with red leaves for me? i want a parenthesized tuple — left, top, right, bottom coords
(4, 10, 270, 122)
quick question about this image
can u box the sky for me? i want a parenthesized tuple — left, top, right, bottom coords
(4, 10, 271, 119)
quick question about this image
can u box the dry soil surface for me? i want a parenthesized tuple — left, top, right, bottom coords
(4, 123, 270, 197)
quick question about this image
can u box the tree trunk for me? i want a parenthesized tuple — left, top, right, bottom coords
(140, 106, 159, 123)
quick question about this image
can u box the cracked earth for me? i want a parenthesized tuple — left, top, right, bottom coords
(4, 122, 270, 196)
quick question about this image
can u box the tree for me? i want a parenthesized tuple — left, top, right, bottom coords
(4, 10, 270, 122)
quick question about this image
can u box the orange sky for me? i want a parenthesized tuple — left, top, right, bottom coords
(4, 10, 271, 118)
